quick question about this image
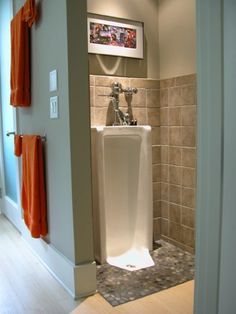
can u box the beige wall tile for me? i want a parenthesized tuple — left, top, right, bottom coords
(182, 148, 196, 167)
(161, 183, 169, 201)
(93, 107, 111, 125)
(169, 166, 182, 185)
(148, 108, 160, 126)
(169, 87, 182, 106)
(182, 187, 195, 208)
(182, 168, 196, 188)
(169, 203, 181, 224)
(90, 75, 95, 86)
(118, 78, 131, 88)
(160, 89, 168, 107)
(175, 74, 196, 86)
(181, 106, 196, 126)
(169, 222, 181, 242)
(158, 74, 197, 249)
(169, 127, 182, 146)
(169, 146, 181, 166)
(147, 89, 160, 108)
(90, 107, 95, 126)
(181, 226, 195, 248)
(169, 185, 181, 204)
(161, 201, 169, 219)
(153, 218, 161, 241)
(161, 146, 169, 163)
(161, 164, 169, 182)
(132, 88, 146, 107)
(95, 86, 111, 107)
(152, 145, 161, 164)
(160, 78, 175, 89)
(160, 127, 169, 145)
(130, 79, 160, 89)
(153, 182, 161, 201)
(90, 86, 94, 107)
(95, 76, 130, 87)
(151, 127, 160, 145)
(132, 108, 147, 125)
(161, 219, 169, 237)
(153, 164, 161, 182)
(182, 127, 196, 147)
(181, 207, 195, 228)
(181, 86, 196, 106)
(153, 201, 161, 218)
(95, 76, 113, 87)
(169, 107, 181, 126)
(160, 108, 168, 126)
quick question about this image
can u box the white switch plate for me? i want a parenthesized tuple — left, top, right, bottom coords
(50, 96, 59, 119)
(49, 69, 57, 92)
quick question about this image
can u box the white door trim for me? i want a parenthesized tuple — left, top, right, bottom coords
(2, 196, 23, 231)
(0, 0, 22, 230)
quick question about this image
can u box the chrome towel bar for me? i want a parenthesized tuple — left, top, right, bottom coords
(6, 131, 46, 142)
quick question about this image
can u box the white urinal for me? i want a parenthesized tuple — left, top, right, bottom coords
(91, 126, 154, 271)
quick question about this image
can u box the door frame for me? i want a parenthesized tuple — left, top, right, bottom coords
(194, 0, 224, 313)
(0, 0, 22, 231)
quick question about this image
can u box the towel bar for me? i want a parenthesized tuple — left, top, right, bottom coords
(6, 131, 46, 142)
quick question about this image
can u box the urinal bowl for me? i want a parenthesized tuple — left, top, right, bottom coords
(91, 126, 154, 271)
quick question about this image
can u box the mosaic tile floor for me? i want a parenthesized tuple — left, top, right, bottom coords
(96, 240, 195, 306)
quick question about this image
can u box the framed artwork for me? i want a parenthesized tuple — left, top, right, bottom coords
(87, 14, 144, 59)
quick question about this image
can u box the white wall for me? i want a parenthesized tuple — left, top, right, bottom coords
(87, 0, 159, 78)
(88, 0, 196, 79)
(158, 0, 196, 79)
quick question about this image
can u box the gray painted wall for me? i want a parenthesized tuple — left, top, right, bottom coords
(195, 0, 236, 313)
(218, 0, 236, 312)
(66, 0, 94, 264)
(13, 0, 94, 265)
(14, 0, 74, 261)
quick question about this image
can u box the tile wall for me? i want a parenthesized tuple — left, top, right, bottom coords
(159, 74, 197, 253)
(89, 74, 196, 253)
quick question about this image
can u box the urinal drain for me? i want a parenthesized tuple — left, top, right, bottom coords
(126, 264, 136, 269)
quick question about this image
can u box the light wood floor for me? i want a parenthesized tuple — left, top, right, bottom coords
(0, 214, 81, 314)
(0, 214, 194, 314)
(72, 281, 194, 314)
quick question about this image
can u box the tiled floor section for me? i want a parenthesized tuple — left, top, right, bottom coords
(97, 240, 194, 306)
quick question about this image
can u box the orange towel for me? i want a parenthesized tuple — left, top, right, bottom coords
(10, 0, 37, 107)
(14, 134, 22, 156)
(15, 135, 47, 238)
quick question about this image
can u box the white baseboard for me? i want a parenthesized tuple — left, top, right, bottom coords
(74, 262, 97, 298)
(22, 228, 97, 298)
(3, 205, 97, 298)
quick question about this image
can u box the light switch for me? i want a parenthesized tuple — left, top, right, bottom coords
(50, 96, 59, 119)
(49, 69, 57, 92)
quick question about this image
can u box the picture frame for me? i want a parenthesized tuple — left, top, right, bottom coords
(87, 14, 144, 59)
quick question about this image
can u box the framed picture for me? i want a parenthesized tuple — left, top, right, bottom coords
(87, 14, 144, 59)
